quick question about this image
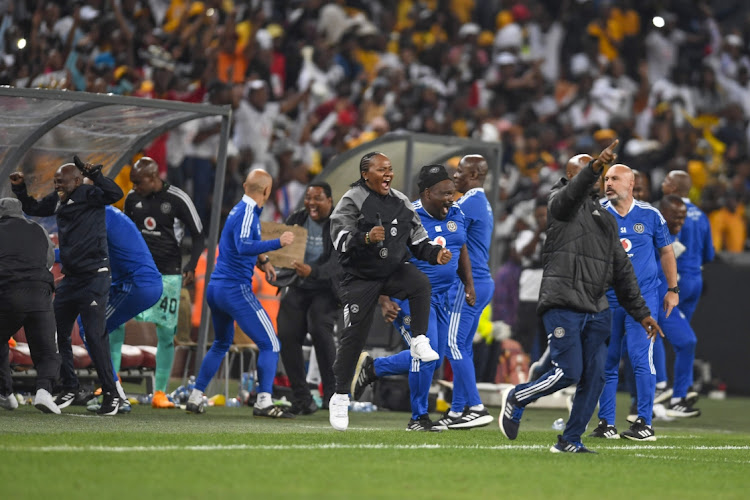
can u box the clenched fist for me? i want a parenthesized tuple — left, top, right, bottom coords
(279, 231, 294, 246)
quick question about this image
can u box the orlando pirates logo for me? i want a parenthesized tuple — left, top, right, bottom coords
(379, 248, 388, 259)
(144, 216, 157, 231)
(403, 315, 411, 325)
(447, 221, 457, 232)
(160, 202, 172, 214)
(633, 223, 645, 234)
(429, 166, 440, 174)
(351, 304, 360, 314)
(553, 327, 565, 338)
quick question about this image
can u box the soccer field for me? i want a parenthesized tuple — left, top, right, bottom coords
(2, 394, 748, 500)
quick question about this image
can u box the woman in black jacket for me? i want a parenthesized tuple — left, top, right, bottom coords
(277, 181, 341, 415)
(327, 151, 452, 431)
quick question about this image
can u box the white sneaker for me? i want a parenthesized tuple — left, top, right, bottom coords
(329, 393, 350, 431)
(186, 389, 205, 414)
(33, 389, 61, 414)
(0, 392, 18, 410)
(410, 335, 439, 362)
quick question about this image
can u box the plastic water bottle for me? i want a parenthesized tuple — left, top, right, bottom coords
(552, 418, 566, 431)
(187, 375, 196, 393)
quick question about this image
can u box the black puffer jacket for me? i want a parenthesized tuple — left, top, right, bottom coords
(537, 162, 650, 321)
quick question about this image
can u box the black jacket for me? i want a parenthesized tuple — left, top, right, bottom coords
(0, 198, 54, 294)
(329, 182, 441, 280)
(537, 163, 650, 321)
(285, 208, 341, 293)
(12, 172, 123, 276)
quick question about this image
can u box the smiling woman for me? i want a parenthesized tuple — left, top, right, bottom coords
(327, 151, 453, 432)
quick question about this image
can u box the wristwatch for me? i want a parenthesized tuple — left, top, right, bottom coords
(259, 256, 270, 266)
(667, 286, 680, 294)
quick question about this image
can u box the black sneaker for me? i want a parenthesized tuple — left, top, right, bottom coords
(434, 411, 460, 428)
(654, 386, 673, 405)
(498, 387, 524, 440)
(665, 398, 701, 418)
(447, 407, 493, 429)
(406, 414, 443, 432)
(588, 418, 620, 439)
(621, 417, 656, 441)
(550, 435, 597, 454)
(55, 390, 77, 409)
(96, 392, 120, 416)
(351, 352, 377, 400)
(289, 399, 319, 415)
(685, 391, 700, 406)
(253, 405, 296, 419)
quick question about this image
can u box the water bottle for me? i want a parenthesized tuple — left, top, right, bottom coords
(187, 375, 196, 393)
(552, 418, 566, 431)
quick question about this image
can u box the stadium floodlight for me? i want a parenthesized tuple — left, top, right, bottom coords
(16, 38, 26, 49)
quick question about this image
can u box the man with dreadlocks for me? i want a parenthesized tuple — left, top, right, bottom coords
(327, 152, 452, 431)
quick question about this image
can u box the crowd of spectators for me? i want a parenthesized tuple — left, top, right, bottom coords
(3, 0, 750, 254)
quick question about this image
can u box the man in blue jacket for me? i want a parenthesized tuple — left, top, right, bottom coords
(186, 170, 295, 418)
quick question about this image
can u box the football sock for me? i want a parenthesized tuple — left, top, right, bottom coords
(256, 392, 272, 408)
(155, 324, 176, 392)
(109, 324, 126, 372)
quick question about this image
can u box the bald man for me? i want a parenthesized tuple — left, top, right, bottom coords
(186, 170, 296, 418)
(125, 157, 205, 408)
(11, 158, 124, 415)
(440, 154, 495, 428)
(593, 163, 678, 441)
(499, 141, 661, 453)
(661, 170, 714, 321)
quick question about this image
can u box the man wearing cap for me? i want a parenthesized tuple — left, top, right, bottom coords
(350, 164, 476, 431)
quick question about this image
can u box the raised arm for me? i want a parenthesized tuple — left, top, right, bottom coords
(10, 173, 58, 217)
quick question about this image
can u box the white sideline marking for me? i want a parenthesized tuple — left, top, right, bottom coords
(632, 453, 750, 465)
(1, 444, 748, 453)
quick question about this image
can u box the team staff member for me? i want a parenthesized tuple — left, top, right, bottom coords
(11, 158, 124, 416)
(597, 164, 678, 442)
(443, 155, 496, 428)
(186, 170, 295, 418)
(277, 181, 341, 415)
(660, 170, 714, 321)
(72, 202, 163, 409)
(350, 164, 476, 431)
(0, 198, 60, 414)
(125, 157, 205, 409)
(499, 142, 662, 453)
(328, 152, 452, 432)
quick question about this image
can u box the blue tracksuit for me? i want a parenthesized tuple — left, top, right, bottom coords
(675, 200, 714, 321)
(374, 201, 466, 419)
(652, 236, 697, 400)
(599, 200, 672, 426)
(74, 206, 162, 380)
(195, 195, 282, 394)
(447, 188, 495, 412)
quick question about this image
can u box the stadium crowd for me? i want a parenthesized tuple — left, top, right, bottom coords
(0, 0, 739, 444)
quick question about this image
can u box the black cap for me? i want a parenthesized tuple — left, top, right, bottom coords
(417, 164, 451, 192)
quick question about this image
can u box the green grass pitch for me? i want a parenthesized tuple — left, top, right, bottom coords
(2, 393, 749, 499)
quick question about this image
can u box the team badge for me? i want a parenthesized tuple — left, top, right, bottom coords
(403, 315, 411, 325)
(429, 166, 440, 174)
(351, 304, 359, 314)
(160, 202, 172, 214)
(553, 327, 565, 338)
(144, 216, 157, 231)
(447, 221, 457, 232)
(633, 223, 644, 233)
(390, 226, 397, 236)
(379, 248, 388, 259)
